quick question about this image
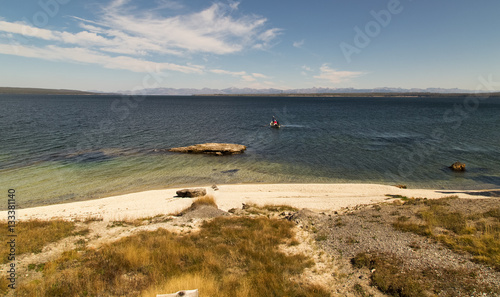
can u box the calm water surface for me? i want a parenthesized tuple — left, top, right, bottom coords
(1, 95, 499, 208)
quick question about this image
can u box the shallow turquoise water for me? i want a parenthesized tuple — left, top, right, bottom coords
(1, 95, 499, 208)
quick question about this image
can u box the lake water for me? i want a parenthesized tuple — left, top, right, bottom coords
(1, 94, 499, 208)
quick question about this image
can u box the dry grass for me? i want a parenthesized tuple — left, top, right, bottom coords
(0, 275, 9, 295)
(259, 204, 298, 212)
(16, 216, 329, 296)
(393, 197, 500, 271)
(0, 219, 75, 264)
(174, 194, 218, 216)
(191, 194, 217, 208)
(352, 252, 499, 297)
(140, 274, 219, 297)
(241, 203, 298, 215)
(77, 216, 103, 223)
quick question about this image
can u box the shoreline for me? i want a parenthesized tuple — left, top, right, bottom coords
(2, 183, 497, 222)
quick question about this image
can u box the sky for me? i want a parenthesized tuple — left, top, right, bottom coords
(0, 0, 499, 92)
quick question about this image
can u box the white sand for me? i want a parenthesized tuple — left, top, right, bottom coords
(3, 183, 493, 222)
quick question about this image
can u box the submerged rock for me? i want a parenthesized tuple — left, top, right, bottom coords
(169, 143, 246, 155)
(449, 162, 466, 171)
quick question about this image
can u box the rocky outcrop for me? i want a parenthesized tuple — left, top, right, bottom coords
(176, 188, 207, 198)
(179, 205, 229, 221)
(169, 143, 246, 155)
(449, 162, 466, 171)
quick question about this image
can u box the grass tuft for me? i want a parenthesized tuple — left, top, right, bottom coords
(393, 198, 500, 271)
(191, 194, 217, 208)
(260, 204, 298, 212)
(353, 283, 371, 297)
(0, 275, 8, 295)
(352, 252, 499, 296)
(0, 219, 75, 264)
(175, 195, 218, 216)
(240, 203, 298, 215)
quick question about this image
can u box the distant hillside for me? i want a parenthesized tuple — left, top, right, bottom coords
(0, 87, 98, 95)
(201, 92, 500, 98)
(2, 86, 498, 97)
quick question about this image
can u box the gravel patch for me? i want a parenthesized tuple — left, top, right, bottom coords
(286, 198, 500, 296)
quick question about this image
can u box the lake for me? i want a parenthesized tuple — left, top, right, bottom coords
(1, 94, 499, 208)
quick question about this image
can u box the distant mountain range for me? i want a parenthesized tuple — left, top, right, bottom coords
(119, 87, 483, 96)
(2, 86, 498, 96)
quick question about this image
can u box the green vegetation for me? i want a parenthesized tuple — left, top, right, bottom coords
(17, 216, 328, 297)
(240, 203, 298, 215)
(352, 252, 499, 297)
(0, 87, 97, 95)
(385, 194, 408, 199)
(353, 283, 372, 297)
(393, 197, 500, 270)
(0, 220, 75, 264)
(28, 263, 46, 272)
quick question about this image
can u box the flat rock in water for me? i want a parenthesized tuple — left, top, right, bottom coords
(169, 143, 246, 155)
(176, 188, 207, 197)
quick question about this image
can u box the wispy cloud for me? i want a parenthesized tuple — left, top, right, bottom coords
(210, 69, 246, 76)
(252, 28, 283, 50)
(301, 65, 313, 75)
(0, 1, 281, 75)
(293, 39, 304, 48)
(93, 0, 280, 55)
(313, 64, 365, 84)
(154, 0, 185, 11)
(0, 42, 203, 73)
(252, 72, 268, 78)
(0, 20, 59, 41)
(242, 75, 256, 82)
(210, 69, 270, 82)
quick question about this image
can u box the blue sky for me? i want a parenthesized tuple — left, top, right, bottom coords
(0, 0, 499, 92)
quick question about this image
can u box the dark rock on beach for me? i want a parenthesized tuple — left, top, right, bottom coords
(176, 188, 207, 197)
(221, 169, 239, 174)
(449, 161, 466, 171)
(169, 143, 246, 155)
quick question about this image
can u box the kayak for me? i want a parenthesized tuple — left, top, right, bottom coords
(270, 121, 281, 128)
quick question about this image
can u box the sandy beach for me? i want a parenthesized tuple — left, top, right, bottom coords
(4, 183, 495, 222)
(2, 183, 500, 296)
